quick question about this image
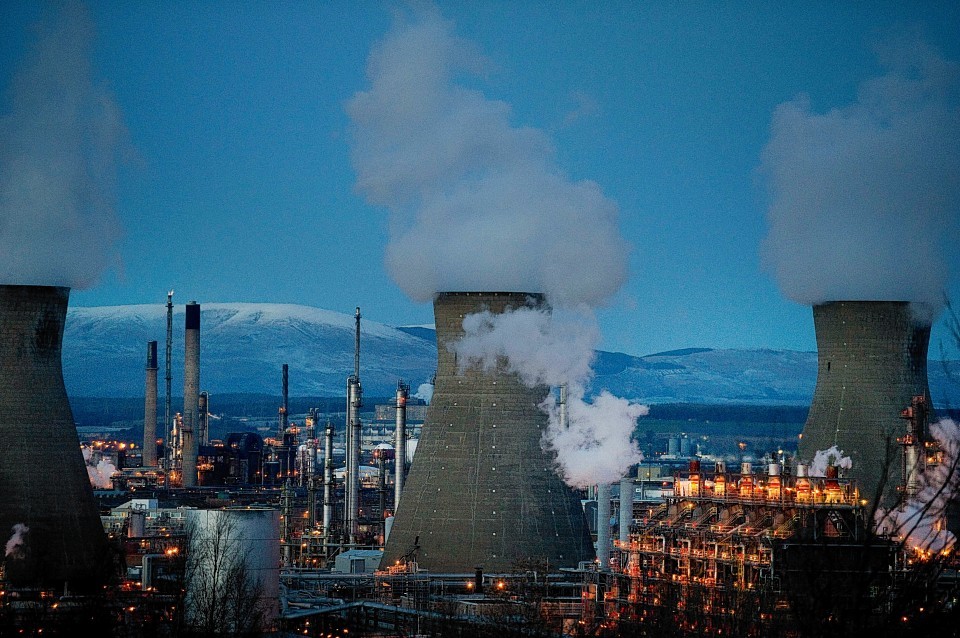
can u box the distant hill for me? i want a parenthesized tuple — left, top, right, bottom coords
(62, 303, 960, 408)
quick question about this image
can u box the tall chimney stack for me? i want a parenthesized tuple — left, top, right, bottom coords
(143, 340, 158, 467)
(798, 301, 931, 504)
(394, 380, 409, 512)
(0, 285, 109, 590)
(381, 292, 592, 571)
(181, 301, 200, 487)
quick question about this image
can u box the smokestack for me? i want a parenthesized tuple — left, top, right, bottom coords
(394, 380, 409, 513)
(143, 340, 158, 467)
(164, 291, 173, 470)
(381, 292, 592, 571)
(798, 301, 931, 504)
(280, 364, 288, 438)
(181, 301, 200, 487)
(0, 285, 108, 589)
(344, 308, 362, 545)
(619, 477, 633, 545)
(596, 483, 612, 570)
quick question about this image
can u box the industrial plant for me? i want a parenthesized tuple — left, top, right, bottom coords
(0, 287, 956, 638)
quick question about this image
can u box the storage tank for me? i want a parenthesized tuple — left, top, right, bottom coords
(0, 284, 109, 590)
(798, 301, 931, 504)
(381, 292, 592, 572)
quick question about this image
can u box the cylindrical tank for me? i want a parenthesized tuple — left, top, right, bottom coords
(798, 301, 931, 505)
(185, 508, 280, 632)
(381, 292, 592, 571)
(596, 483, 612, 570)
(182, 302, 200, 487)
(0, 285, 109, 590)
(679, 435, 692, 458)
(143, 340, 158, 466)
(668, 436, 680, 456)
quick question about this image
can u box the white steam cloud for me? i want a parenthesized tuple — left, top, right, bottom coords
(760, 40, 960, 305)
(413, 381, 434, 405)
(82, 444, 117, 489)
(453, 307, 648, 488)
(808, 445, 853, 478)
(875, 419, 959, 555)
(346, 5, 630, 306)
(0, 2, 125, 288)
(4, 523, 29, 560)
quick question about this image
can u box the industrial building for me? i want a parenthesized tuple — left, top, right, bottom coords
(798, 301, 932, 505)
(382, 291, 593, 572)
(0, 285, 109, 591)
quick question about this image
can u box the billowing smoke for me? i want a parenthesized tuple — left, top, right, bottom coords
(82, 445, 117, 489)
(759, 40, 960, 306)
(346, 5, 630, 306)
(4, 523, 29, 560)
(808, 445, 853, 477)
(0, 2, 125, 288)
(413, 381, 434, 405)
(453, 307, 648, 488)
(875, 419, 959, 555)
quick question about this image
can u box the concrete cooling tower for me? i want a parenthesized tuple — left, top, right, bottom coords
(0, 285, 109, 589)
(798, 301, 931, 505)
(381, 292, 592, 572)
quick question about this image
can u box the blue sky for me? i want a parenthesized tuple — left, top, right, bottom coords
(1, 1, 958, 358)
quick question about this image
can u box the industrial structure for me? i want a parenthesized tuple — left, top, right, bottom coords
(181, 301, 201, 487)
(798, 301, 931, 505)
(143, 340, 158, 467)
(381, 292, 593, 572)
(586, 460, 903, 636)
(0, 285, 109, 590)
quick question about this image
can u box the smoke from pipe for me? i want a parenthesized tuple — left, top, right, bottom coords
(346, 5, 630, 306)
(4, 524, 29, 560)
(413, 381, 434, 405)
(82, 444, 117, 489)
(0, 2, 126, 288)
(453, 307, 647, 488)
(808, 445, 853, 478)
(759, 39, 960, 306)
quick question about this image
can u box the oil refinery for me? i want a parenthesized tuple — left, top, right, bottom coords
(0, 287, 956, 638)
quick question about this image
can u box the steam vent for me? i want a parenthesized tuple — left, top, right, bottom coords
(0, 285, 108, 589)
(798, 301, 931, 504)
(381, 292, 592, 572)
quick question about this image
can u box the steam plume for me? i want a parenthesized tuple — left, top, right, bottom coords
(760, 39, 960, 305)
(346, 5, 630, 306)
(82, 444, 117, 489)
(875, 419, 959, 554)
(808, 445, 853, 478)
(413, 381, 434, 405)
(453, 307, 647, 487)
(0, 2, 125, 288)
(4, 524, 29, 560)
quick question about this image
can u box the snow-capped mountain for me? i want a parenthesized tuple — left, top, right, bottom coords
(63, 303, 437, 398)
(62, 304, 959, 407)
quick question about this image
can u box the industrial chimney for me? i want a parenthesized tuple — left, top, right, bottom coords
(381, 292, 593, 572)
(143, 340, 158, 467)
(798, 301, 931, 504)
(0, 285, 109, 590)
(181, 301, 200, 487)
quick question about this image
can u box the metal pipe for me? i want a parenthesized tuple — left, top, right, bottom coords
(181, 301, 200, 487)
(143, 341, 158, 467)
(394, 380, 409, 512)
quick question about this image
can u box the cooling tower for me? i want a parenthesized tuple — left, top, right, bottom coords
(0, 285, 109, 589)
(798, 301, 931, 504)
(143, 340, 158, 467)
(381, 292, 592, 572)
(181, 302, 200, 487)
